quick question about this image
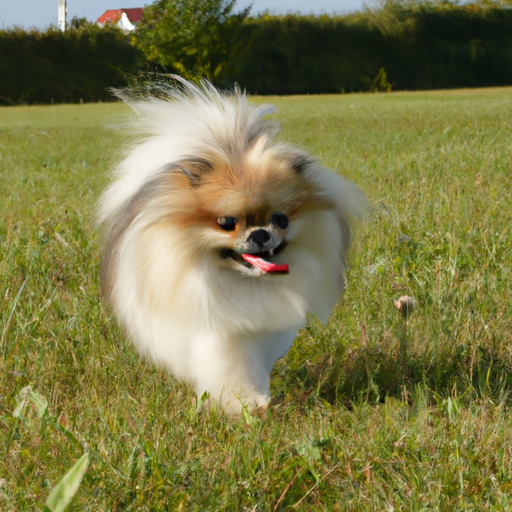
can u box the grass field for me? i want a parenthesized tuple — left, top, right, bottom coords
(1, 88, 512, 511)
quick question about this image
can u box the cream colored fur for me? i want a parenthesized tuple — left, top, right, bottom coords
(97, 78, 366, 413)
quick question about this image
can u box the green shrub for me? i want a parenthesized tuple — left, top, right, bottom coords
(4, 1, 512, 103)
(222, 2, 512, 94)
(0, 23, 145, 105)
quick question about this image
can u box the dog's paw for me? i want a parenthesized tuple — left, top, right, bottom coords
(197, 390, 270, 417)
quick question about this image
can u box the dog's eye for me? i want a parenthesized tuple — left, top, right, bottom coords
(270, 212, 289, 229)
(217, 217, 237, 231)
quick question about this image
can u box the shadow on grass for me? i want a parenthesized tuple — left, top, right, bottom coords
(272, 317, 512, 410)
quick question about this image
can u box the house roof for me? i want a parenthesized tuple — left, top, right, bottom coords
(96, 8, 144, 25)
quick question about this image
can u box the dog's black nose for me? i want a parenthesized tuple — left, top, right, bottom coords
(247, 229, 270, 246)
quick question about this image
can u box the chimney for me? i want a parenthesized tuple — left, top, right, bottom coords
(58, 0, 67, 31)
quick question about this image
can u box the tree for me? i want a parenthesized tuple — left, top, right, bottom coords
(132, 0, 250, 81)
(68, 16, 93, 30)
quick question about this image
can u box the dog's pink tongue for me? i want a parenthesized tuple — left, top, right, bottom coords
(242, 254, 289, 273)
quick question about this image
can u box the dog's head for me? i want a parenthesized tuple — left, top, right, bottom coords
(157, 142, 335, 276)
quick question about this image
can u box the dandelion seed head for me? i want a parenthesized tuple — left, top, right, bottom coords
(394, 295, 417, 319)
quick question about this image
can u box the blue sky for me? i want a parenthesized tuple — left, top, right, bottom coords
(0, 0, 370, 30)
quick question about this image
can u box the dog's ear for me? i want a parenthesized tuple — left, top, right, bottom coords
(164, 158, 213, 187)
(254, 103, 276, 119)
(284, 153, 315, 175)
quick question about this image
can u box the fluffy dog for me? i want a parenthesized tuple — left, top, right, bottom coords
(97, 78, 366, 413)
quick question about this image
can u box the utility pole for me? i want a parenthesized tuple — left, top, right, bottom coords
(58, 0, 67, 31)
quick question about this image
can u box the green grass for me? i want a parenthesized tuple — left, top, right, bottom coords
(1, 88, 512, 510)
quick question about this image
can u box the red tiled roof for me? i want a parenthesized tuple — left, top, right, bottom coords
(97, 8, 144, 25)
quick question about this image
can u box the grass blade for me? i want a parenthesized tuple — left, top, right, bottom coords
(44, 452, 90, 512)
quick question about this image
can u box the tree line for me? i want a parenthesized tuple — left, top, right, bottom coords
(2, 0, 512, 104)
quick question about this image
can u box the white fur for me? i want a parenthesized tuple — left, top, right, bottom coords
(97, 78, 366, 413)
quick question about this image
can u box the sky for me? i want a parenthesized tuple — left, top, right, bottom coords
(0, 0, 370, 30)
